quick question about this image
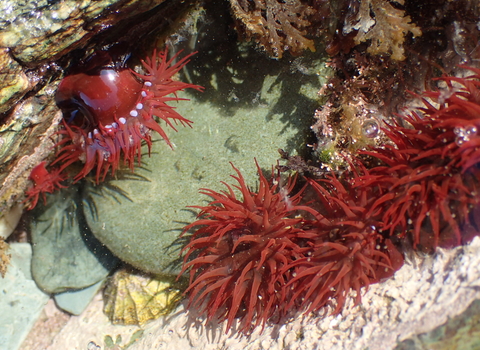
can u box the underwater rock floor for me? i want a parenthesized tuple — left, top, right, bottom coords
(21, 237, 480, 350)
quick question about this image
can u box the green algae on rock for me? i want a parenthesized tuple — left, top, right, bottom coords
(0, 49, 31, 113)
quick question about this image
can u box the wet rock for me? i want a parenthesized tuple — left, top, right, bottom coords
(54, 280, 104, 315)
(0, 87, 62, 219)
(0, 0, 167, 64)
(85, 60, 325, 273)
(0, 204, 22, 239)
(30, 186, 119, 294)
(0, 243, 49, 350)
(0, 49, 31, 113)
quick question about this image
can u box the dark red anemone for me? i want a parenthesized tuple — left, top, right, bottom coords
(355, 67, 480, 251)
(286, 169, 404, 315)
(180, 162, 314, 334)
(54, 49, 203, 183)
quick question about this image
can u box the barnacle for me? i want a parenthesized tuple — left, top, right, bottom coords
(103, 269, 183, 326)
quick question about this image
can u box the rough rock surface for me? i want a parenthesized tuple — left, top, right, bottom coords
(31, 237, 480, 350)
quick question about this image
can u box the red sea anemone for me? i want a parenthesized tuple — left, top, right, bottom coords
(355, 66, 480, 251)
(180, 161, 405, 334)
(180, 162, 314, 334)
(24, 161, 66, 210)
(286, 169, 404, 315)
(54, 48, 203, 183)
(179, 67, 480, 335)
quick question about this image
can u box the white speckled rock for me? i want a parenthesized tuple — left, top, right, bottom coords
(122, 238, 480, 350)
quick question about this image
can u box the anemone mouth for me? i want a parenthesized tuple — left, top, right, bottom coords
(56, 99, 98, 131)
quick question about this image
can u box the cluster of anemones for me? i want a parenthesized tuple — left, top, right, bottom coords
(181, 67, 480, 334)
(25, 49, 202, 209)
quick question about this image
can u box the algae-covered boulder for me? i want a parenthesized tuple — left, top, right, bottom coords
(85, 68, 324, 274)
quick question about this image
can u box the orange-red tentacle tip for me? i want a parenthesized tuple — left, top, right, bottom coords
(24, 161, 67, 210)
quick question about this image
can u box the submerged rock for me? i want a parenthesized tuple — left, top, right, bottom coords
(30, 186, 119, 294)
(85, 58, 326, 273)
(0, 243, 49, 350)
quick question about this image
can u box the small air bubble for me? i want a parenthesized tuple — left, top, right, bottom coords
(130, 110, 138, 117)
(87, 342, 100, 350)
(456, 137, 465, 146)
(362, 119, 379, 138)
(466, 125, 477, 135)
(454, 127, 465, 136)
(145, 81, 152, 87)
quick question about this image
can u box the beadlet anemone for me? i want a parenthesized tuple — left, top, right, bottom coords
(180, 162, 316, 334)
(54, 49, 203, 183)
(25, 49, 203, 209)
